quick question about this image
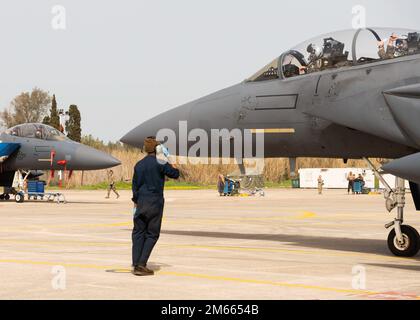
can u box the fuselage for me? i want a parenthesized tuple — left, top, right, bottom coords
(121, 54, 420, 159)
(0, 132, 120, 171)
(121, 28, 420, 160)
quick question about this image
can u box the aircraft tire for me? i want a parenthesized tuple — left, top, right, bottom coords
(15, 193, 24, 204)
(387, 225, 420, 257)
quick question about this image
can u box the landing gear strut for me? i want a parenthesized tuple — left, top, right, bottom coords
(364, 158, 420, 257)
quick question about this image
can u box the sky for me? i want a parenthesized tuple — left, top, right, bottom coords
(0, 0, 419, 142)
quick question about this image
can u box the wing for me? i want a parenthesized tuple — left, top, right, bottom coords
(0, 142, 21, 188)
(0, 142, 20, 164)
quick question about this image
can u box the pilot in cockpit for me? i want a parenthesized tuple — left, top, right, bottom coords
(395, 36, 409, 57)
(378, 33, 410, 59)
(35, 129, 43, 139)
(306, 43, 323, 73)
(306, 38, 350, 72)
(378, 33, 399, 59)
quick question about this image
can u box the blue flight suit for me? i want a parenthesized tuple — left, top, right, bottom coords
(131, 155, 180, 267)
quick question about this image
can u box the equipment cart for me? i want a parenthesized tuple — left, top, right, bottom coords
(24, 180, 66, 204)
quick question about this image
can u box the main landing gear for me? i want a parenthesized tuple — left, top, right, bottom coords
(365, 158, 420, 257)
(0, 186, 12, 201)
(0, 188, 24, 203)
(0, 193, 10, 201)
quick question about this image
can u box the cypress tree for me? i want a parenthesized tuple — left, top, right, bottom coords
(42, 115, 51, 125)
(66, 105, 81, 142)
(49, 95, 61, 130)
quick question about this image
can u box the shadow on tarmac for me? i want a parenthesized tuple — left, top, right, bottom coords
(161, 230, 420, 260)
(105, 262, 167, 274)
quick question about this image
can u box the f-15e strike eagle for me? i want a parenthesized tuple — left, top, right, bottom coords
(1, 123, 120, 202)
(122, 27, 420, 257)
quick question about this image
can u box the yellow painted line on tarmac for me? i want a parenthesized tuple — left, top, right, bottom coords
(0, 258, 417, 299)
(1, 210, 385, 231)
(0, 259, 112, 270)
(0, 213, 313, 230)
(67, 216, 296, 228)
(77, 222, 131, 228)
(166, 186, 202, 190)
(297, 211, 317, 219)
(157, 271, 378, 297)
(0, 239, 128, 247)
(0, 221, 132, 231)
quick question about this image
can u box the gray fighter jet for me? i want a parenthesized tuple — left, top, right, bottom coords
(121, 27, 420, 257)
(1, 123, 121, 199)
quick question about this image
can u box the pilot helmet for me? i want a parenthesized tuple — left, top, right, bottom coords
(307, 43, 323, 60)
(396, 36, 408, 48)
(395, 36, 408, 56)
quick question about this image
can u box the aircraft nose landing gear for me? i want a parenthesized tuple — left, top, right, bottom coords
(365, 158, 420, 257)
(387, 225, 420, 257)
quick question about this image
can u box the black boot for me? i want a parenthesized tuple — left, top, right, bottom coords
(132, 265, 154, 276)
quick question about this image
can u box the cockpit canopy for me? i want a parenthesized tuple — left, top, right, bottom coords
(247, 27, 420, 81)
(5, 123, 69, 141)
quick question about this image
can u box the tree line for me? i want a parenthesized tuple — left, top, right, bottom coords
(0, 88, 82, 142)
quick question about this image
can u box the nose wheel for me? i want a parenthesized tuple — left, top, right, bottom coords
(387, 225, 420, 257)
(364, 158, 420, 257)
(14, 192, 24, 203)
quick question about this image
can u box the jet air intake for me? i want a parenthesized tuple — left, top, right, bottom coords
(384, 83, 420, 147)
(382, 153, 420, 211)
(382, 152, 420, 184)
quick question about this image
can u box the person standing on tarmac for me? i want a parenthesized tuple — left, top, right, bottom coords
(317, 175, 324, 195)
(347, 171, 354, 195)
(105, 170, 120, 199)
(131, 137, 180, 276)
(217, 174, 225, 196)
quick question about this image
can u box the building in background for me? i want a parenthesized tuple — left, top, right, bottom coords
(298, 168, 375, 189)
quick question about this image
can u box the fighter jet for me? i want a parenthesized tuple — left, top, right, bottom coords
(121, 27, 420, 257)
(1, 122, 121, 200)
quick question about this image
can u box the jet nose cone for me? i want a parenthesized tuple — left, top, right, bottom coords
(120, 128, 143, 149)
(120, 123, 154, 149)
(72, 145, 121, 170)
(121, 101, 194, 148)
(121, 83, 241, 152)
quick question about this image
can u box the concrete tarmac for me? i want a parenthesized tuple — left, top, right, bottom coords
(1, 188, 420, 300)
